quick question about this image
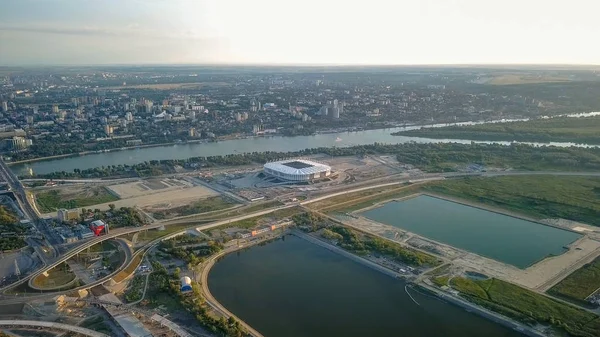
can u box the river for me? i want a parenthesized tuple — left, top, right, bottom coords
(208, 235, 524, 337)
(10, 116, 599, 175)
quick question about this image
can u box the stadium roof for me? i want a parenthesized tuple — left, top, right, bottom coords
(264, 159, 330, 176)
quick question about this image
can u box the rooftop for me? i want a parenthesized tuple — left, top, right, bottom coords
(282, 160, 314, 169)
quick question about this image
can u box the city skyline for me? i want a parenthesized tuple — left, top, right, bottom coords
(1, 0, 600, 66)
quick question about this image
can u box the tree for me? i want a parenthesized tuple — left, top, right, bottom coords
(173, 267, 181, 279)
(108, 204, 116, 211)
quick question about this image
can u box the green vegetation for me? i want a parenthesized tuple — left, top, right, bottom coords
(87, 240, 117, 253)
(327, 225, 440, 267)
(432, 276, 450, 287)
(307, 185, 408, 210)
(32, 262, 76, 289)
(426, 175, 600, 226)
(215, 206, 301, 231)
(550, 256, 600, 303)
(0, 206, 26, 251)
(35, 188, 118, 213)
(446, 277, 600, 337)
(84, 206, 144, 229)
(148, 261, 247, 336)
(295, 212, 439, 267)
(395, 116, 600, 144)
(152, 196, 237, 219)
(80, 315, 113, 336)
(124, 275, 145, 303)
(395, 143, 600, 173)
(159, 235, 223, 265)
(33, 142, 600, 179)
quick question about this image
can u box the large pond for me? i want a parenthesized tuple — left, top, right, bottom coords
(360, 195, 582, 268)
(208, 235, 524, 337)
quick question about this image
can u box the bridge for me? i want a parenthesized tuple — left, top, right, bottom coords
(0, 319, 109, 337)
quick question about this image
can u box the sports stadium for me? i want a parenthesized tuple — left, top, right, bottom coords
(263, 159, 331, 182)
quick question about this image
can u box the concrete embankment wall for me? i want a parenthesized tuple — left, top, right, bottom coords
(291, 230, 400, 279)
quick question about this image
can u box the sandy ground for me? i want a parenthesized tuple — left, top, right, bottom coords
(107, 178, 193, 199)
(456, 237, 600, 290)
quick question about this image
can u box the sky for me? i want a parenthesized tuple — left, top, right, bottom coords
(1, 0, 599, 65)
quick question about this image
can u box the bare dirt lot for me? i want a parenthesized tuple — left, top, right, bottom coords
(107, 178, 193, 199)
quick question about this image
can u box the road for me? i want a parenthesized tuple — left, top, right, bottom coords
(0, 319, 109, 337)
(0, 158, 56, 264)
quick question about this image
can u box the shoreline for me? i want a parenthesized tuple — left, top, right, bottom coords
(9, 113, 598, 166)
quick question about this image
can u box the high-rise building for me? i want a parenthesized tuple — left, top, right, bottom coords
(189, 127, 196, 137)
(145, 101, 154, 113)
(104, 124, 113, 135)
(2, 137, 33, 151)
(189, 110, 196, 120)
(125, 111, 133, 122)
(243, 112, 249, 120)
(52, 105, 59, 113)
(1, 101, 7, 112)
(235, 112, 242, 122)
(57, 209, 80, 222)
(26, 115, 34, 124)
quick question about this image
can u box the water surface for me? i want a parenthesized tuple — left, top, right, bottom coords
(360, 195, 582, 268)
(209, 235, 523, 337)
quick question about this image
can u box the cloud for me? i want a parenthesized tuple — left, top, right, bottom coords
(0, 24, 215, 41)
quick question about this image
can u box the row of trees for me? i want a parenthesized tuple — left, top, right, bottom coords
(327, 226, 440, 267)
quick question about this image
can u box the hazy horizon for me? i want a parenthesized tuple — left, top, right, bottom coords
(2, 0, 600, 66)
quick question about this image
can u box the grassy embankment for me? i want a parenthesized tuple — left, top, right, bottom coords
(113, 253, 144, 283)
(549, 256, 600, 305)
(152, 196, 238, 219)
(35, 188, 118, 213)
(215, 206, 303, 231)
(424, 175, 600, 226)
(395, 116, 600, 145)
(32, 264, 76, 289)
(433, 276, 600, 337)
(306, 184, 419, 212)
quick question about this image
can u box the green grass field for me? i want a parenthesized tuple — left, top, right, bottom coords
(549, 256, 600, 303)
(152, 196, 237, 219)
(447, 277, 600, 337)
(35, 187, 118, 213)
(395, 116, 600, 144)
(425, 175, 600, 226)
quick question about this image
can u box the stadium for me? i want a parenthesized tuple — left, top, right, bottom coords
(263, 159, 331, 182)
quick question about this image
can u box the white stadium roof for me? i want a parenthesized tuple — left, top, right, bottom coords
(263, 159, 331, 176)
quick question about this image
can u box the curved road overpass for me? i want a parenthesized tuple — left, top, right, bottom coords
(0, 319, 109, 337)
